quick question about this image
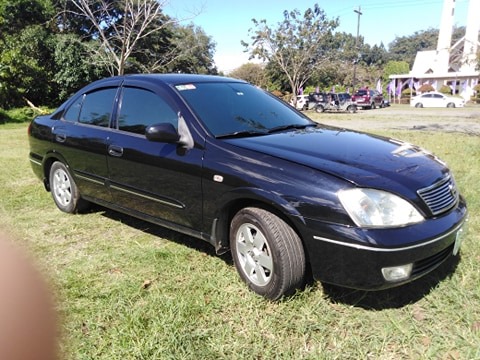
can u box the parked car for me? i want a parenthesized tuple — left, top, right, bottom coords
(29, 74, 467, 300)
(410, 92, 465, 108)
(312, 92, 357, 113)
(291, 94, 310, 111)
(351, 88, 384, 109)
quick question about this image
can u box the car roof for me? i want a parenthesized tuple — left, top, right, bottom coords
(125, 73, 246, 86)
(81, 74, 247, 93)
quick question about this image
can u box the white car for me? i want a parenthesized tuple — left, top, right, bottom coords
(291, 95, 310, 110)
(410, 92, 465, 108)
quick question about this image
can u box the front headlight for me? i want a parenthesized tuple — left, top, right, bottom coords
(338, 188, 424, 228)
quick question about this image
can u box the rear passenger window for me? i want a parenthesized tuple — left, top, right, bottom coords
(117, 87, 178, 135)
(78, 88, 117, 127)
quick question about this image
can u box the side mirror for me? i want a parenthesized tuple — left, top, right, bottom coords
(145, 123, 180, 143)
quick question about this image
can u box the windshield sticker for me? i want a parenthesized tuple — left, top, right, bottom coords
(176, 84, 196, 91)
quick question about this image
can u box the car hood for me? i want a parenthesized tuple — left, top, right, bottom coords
(225, 125, 448, 194)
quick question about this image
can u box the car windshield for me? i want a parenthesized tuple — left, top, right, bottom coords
(175, 82, 314, 137)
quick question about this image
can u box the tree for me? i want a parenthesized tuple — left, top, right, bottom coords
(67, 0, 176, 75)
(242, 3, 339, 99)
(383, 60, 410, 81)
(228, 63, 267, 88)
(388, 27, 465, 67)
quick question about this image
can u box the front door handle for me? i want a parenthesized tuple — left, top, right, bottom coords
(108, 145, 123, 157)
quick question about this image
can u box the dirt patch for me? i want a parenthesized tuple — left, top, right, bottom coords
(310, 105, 480, 136)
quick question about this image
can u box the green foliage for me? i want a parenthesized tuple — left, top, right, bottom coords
(0, 106, 50, 124)
(228, 63, 267, 87)
(54, 34, 106, 101)
(439, 85, 452, 94)
(388, 27, 466, 67)
(383, 61, 410, 81)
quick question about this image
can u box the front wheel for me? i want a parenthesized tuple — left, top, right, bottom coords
(315, 104, 325, 113)
(49, 161, 89, 213)
(230, 207, 306, 300)
(447, 102, 455, 108)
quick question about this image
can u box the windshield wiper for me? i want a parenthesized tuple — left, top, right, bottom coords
(267, 123, 316, 134)
(216, 130, 268, 139)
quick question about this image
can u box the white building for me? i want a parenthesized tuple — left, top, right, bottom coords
(389, 0, 479, 101)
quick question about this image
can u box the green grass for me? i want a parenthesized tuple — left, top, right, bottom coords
(1, 118, 479, 359)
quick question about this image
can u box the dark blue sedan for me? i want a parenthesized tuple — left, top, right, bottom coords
(28, 74, 468, 300)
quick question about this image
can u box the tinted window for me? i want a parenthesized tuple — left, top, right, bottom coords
(355, 90, 367, 96)
(63, 95, 85, 122)
(78, 88, 117, 127)
(176, 82, 312, 136)
(118, 87, 178, 135)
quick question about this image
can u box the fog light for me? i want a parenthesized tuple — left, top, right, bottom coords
(382, 264, 413, 282)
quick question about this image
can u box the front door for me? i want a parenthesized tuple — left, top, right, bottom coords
(106, 85, 204, 231)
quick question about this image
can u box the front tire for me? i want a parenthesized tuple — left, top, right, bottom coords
(49, 161, 89, 213)
(315, 104, 325, 113)
(447, 102, 455, 108)
(230, 207, 305, 300)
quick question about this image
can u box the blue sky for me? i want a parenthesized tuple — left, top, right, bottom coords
(164, 0, 471, 73)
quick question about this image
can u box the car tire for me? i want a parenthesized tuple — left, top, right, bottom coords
(230, 207, 305, 300)
(315, 105, 325, 113)
(415, 103, 423, 108)
(49, 161, 89, 214)
(447, 103, 455, 108)
(347, 105, 357, 113)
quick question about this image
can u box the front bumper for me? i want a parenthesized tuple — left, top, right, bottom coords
(301, 199, 468, 290)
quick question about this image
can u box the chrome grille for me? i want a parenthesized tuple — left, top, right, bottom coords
(417, 175, 459, 216)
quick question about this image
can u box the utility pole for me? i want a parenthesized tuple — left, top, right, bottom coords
(352, 6, 362, 92)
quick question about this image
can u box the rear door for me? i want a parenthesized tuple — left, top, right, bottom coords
(106, 82, 205, 230)
(52, 84, 120, 203)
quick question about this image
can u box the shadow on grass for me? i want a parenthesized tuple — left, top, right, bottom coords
(320, 254, 460, 310)
(95, 205, 233, 265)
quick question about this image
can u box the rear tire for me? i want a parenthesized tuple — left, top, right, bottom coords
(49, 161, 89, 214)
(347, 105, 357, 113)
(415, 103, 423, 108)
(315, 104, 325, 113)
(230, 207, 305, 300)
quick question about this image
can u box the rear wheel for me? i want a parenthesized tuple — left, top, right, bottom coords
(230, 207, 305, 300)
(415, 103, 423, 108)
(347, 105, 357, 113)
(49, 161, 89, 213)
(315, 104, 325, 113)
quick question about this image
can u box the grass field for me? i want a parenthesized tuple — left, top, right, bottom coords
(1, 109, 479, 359)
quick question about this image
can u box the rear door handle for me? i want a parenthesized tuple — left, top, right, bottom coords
(108, 145, 123, 157)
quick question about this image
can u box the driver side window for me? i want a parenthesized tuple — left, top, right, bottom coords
(117, 87, 178, 135)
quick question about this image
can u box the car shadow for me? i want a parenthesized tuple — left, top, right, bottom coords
(318, 254, 460, 310)
(94, 205, 233, 265)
